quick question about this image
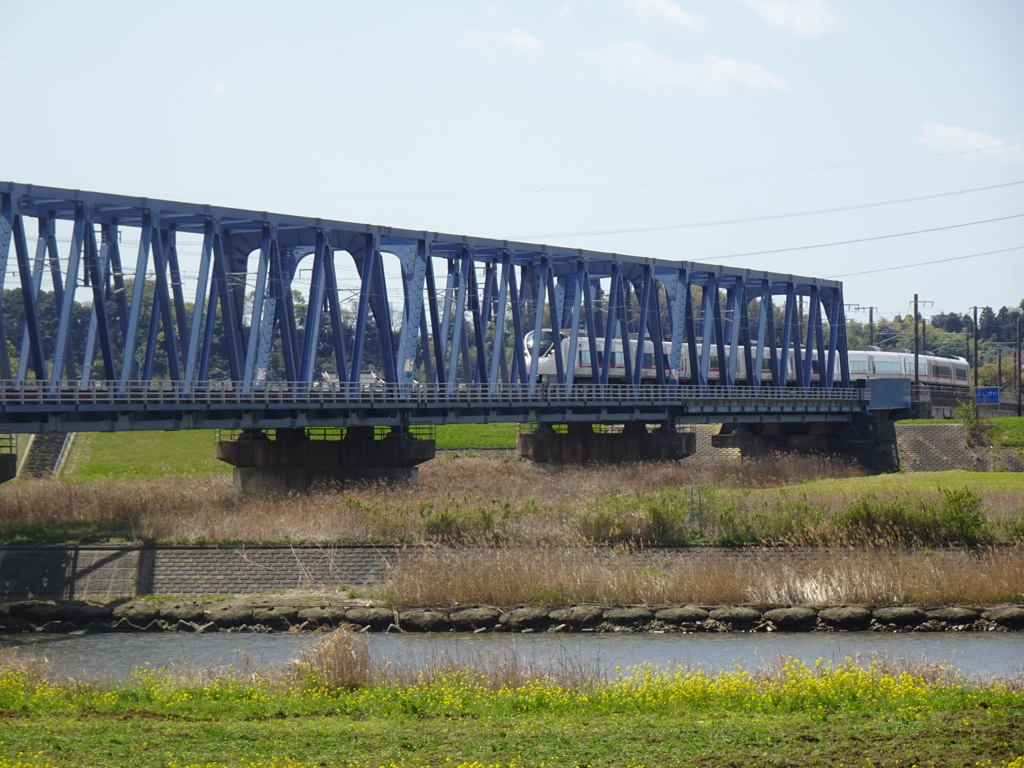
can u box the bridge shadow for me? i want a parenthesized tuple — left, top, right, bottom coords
(0, 547, 143, 601)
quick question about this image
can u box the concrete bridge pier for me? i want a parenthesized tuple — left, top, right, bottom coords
(516, 422, 696, 464)
(0, 454, 16, 484)
(710, 417, 895, 471)
(216, 427, 436, 496)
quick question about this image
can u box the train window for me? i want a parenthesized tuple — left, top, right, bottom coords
(709, 356, 718, 368)
(642, 353, 655, 366)
(849, 360, 868, 373)
(872, 361, 901, 373)
(580, 350, 591, 366)
(955, 368, 968, 381)
(811, 360, 820, 372)
(932, 365, 952, 377)
(612, 352, 624, 365)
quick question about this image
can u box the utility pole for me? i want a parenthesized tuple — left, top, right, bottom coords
(868, 307, 876, 347)
(1017, 315, 1022, 417)
(913, 294, 920, 387)
(972, 306, 979, 390)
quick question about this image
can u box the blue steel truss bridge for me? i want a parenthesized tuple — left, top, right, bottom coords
(0, 181, 865, 437)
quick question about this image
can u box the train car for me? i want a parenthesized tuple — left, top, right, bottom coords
(523, 331, 970, 389)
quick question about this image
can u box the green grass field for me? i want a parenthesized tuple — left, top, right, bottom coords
(781, 468, 1024, 493)
(0, 653, 1021, 768)
(53, 418, 1024, 480)
(434, 422, 517, 450)
(66, 431, 233, 480)
(60, 424, 517, 480)
(990, 417, 1024, 448)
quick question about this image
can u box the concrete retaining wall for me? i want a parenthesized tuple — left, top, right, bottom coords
(680, 424, 741, 466)
(894, 423, 1024, 472)
(0, 545, 399, 601)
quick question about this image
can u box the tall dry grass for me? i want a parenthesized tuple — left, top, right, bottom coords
(1, 454, 1022, 548)
(376, 544, 1024, 607)
(293, 625, 373, 690)
(291, 627, 603, 691)
(0, 454, 863, 544)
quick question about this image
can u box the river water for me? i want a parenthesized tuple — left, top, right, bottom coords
(4, 631, 1024, 680)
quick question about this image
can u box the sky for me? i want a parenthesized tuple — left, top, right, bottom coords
(1, 0, 1022, 323)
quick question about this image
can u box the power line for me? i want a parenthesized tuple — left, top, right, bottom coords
(177, 142, 1024, 201)
(827, 245, 1024, 278)
(517, 180, 1024, 240)
(703, 213, 1024, 262)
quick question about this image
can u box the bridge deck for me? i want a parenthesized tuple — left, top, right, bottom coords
(0, 381, 867, 432)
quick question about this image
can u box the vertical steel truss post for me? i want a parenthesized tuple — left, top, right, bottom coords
(600, 264, 620, 386)
(487, 252, 512, 391)
(661, 266, 685, 385)
(582, 272, 600, 388)
(11, 210, 46, 381)
(696, 273, 717, 386)
(546, 265, 565, 383)
(389, 238, 427, 386)
(562, 260, 585, 390)
(630, 267, 651, 387)
(527, 256, 549, 394)
(49, 204, 85, 384)
(15, 217, 50, 381)
(0, 182, 852, 400)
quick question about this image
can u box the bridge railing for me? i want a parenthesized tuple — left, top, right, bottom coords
(0, 380, 869, 407)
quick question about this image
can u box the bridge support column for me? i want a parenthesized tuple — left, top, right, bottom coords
(516, 422, 696, 464)
(216, 427, 435, 496)
(711, 418, 895, 471)
(0, 455, 16, 484)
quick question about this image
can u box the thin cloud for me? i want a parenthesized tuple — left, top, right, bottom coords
(620, 0, 708, 32)
(579, 41, 790, 95)
(210, 82, 229, 98)
(460, 27, 543, 58)
(557, 1, 590, 18)
(739, 0, 846, 38)
(918, 122, 1024, 164)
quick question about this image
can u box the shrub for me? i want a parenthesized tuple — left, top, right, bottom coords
(293, 627, 372, 691)
(938, 487, 987, 545)
(836, 494, 931, 544)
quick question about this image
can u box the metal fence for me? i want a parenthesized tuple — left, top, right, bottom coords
(0, 379, 869, 408)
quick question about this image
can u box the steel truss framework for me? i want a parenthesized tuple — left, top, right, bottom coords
(0, 182, 856, 432)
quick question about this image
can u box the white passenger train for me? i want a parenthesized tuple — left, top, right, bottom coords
(523, 330, 970, 387)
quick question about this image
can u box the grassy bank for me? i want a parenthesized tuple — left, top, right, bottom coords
(3, 459, 1023, 548)
(990, 417, 1024, 448)
(0, 632, 1022, 767)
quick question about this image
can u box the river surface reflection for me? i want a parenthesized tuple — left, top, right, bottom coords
(4, 631, 1024, 680)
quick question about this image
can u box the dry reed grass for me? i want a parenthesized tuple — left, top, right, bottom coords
(0, 454, 864, 545)
(291, 627, 604, 691)
(292, 626, 373, 690)
(376, 544, 1024, 607)
(1, 455, 1021, 549)
(0, 646, 61, 684)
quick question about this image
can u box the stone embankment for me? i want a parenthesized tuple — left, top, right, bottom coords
(3, 598, 1024, 635)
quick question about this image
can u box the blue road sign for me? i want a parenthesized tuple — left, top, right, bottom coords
(975, 388, 1000, 404)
